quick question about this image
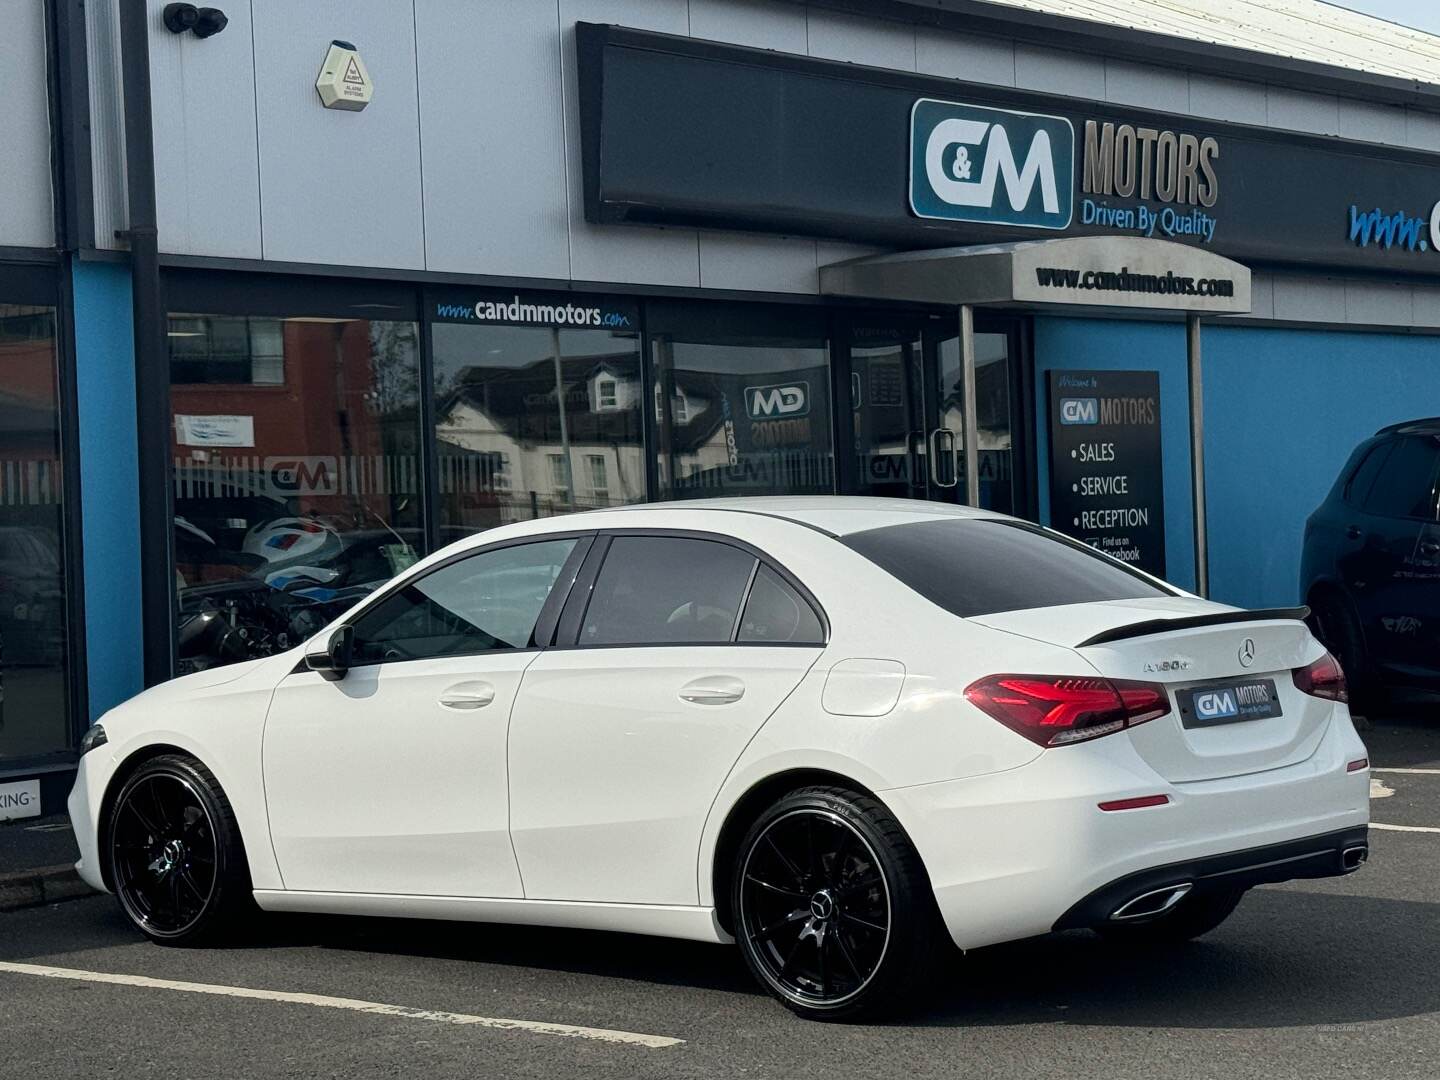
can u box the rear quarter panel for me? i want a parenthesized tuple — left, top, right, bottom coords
(693, 529, 1098, 907)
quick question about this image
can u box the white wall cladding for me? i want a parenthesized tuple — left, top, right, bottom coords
(417, 0, 570, 279)
(90, 0, 1440, 329)
(147, 0, 261, 259)
(0, 0, 55, 247)
(252, 1, 425, 269)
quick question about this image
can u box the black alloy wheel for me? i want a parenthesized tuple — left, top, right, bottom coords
(107, 754, 253, 944)
(734, 786, 941, 1021)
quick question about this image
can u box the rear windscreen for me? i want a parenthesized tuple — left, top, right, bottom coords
(840, 518, 1173, 618)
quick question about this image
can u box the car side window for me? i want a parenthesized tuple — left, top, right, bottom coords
(737, 564, 825, 644)
(1362, 436, 1440, 521)
(580, 536, 757, 645)
(350, 537, 580, 665)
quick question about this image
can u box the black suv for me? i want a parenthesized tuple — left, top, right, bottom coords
(1301, 418, 1440, 706)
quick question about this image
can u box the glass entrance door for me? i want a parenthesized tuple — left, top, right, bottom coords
(846, 324, 929, 500)
(842, 314, 1024, 513)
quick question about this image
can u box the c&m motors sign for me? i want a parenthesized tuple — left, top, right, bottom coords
(910, 99, 1074, 230)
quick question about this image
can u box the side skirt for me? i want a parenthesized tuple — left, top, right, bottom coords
(252, 890, 734, 944)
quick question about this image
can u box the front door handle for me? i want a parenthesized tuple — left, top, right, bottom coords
(1421, 539, 1440, 557)
(1346, 525, 1363, 540)
(439, 681, 496, 710)
(679, 676, 746, 706)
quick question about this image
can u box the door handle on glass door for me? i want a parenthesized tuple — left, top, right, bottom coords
(439, 681, 496, 710)
(679, 676, 746, 706)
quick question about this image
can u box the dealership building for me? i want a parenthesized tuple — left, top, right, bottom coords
(5, 0, 1440, 815)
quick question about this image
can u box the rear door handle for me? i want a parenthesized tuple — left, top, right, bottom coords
(1346, 525, 1363, 540)
(679, 676, 746, 706)
(1421, 539, 1440, 557)
(439, 681, 496, 710)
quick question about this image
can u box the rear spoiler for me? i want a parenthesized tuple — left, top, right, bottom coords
(1076, 606, 1311, 648)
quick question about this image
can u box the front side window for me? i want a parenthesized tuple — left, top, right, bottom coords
(350, 537, 581, 665)
(842, 518, 1172, 618)
(168, 285, 424, 675)
(1362, 435, 1440, 521)
(580, 536, 757, 645)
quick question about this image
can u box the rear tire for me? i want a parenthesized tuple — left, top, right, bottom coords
(105, 754, 255, 946)
(1095, 885, 1245, 946)
(731, 785, 943, 1022)
(1309, 591, 1375, 712)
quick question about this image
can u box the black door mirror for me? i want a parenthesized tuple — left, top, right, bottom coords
(305, 624, 354, 680)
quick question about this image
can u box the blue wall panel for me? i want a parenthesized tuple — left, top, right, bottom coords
(71, 261, 143, 718)
(1202, 325, 1440, 610)
(1033, 317, 1196, 593)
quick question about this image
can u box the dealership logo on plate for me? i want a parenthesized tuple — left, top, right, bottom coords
(910, 98, 1074, 229)
(1194, 690, 1240, 720)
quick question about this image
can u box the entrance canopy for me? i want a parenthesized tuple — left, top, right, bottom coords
(820, 235, 1251, 600)
(819, 235, 1251, 316)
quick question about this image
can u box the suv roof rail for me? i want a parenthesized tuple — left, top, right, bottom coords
(1375, 417, 1440, 436)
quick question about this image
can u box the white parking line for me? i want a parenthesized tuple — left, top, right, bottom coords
(1372, 768, 1440, 776)
(1370, 823, 1440, 833)
(0, 962, 683, 1049)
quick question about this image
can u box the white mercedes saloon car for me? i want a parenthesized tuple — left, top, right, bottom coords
(69, 498, 1370, 1020)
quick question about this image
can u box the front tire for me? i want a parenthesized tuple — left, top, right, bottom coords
(1095, 885, 1246, 946)
(732, 785, 942, 1021)
(105, 754, 254, 945)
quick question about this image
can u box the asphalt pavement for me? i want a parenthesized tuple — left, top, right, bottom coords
(2, 718, 1438, 1080)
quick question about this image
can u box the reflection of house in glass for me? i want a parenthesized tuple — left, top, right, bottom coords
(435, 349, 648, 531)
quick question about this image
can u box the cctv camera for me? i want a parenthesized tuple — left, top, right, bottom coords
(193, 7, 229, 38)
(162, 3, 198, 32)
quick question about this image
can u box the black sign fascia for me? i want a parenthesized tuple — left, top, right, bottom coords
(1047, 370, 1166, 579)
(576, 22, 1440, 277)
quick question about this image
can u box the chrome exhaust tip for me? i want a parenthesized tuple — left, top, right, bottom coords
(1109, 882, 1193, 922)
(1341, 845, 1368, 872)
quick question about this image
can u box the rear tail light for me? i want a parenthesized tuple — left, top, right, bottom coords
(1293, 651, 1348, 703)
(964, 675, 1171, 748)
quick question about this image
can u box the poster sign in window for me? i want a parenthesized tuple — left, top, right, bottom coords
(1047, 370, 1166, 578)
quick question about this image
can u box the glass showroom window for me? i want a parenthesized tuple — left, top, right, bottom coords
(649, 301, 834, 499)
(430, 292, 644, 540)
(168, 280, 423, 674)
(0, 300, 72, 763)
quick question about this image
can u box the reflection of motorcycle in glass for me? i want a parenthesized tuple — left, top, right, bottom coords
(175, 505, 416, 674)
(176, 575, 382, 674)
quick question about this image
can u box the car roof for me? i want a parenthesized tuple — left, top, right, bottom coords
(597, 496, 1005, 537)
(1376, 417, 1440, 436)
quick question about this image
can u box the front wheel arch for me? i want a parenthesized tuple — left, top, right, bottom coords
(96, 743, 193, 892)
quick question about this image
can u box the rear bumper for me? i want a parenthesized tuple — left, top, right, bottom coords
(881, 708, 1369, 950)
(1052, 824, 1369, 931)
